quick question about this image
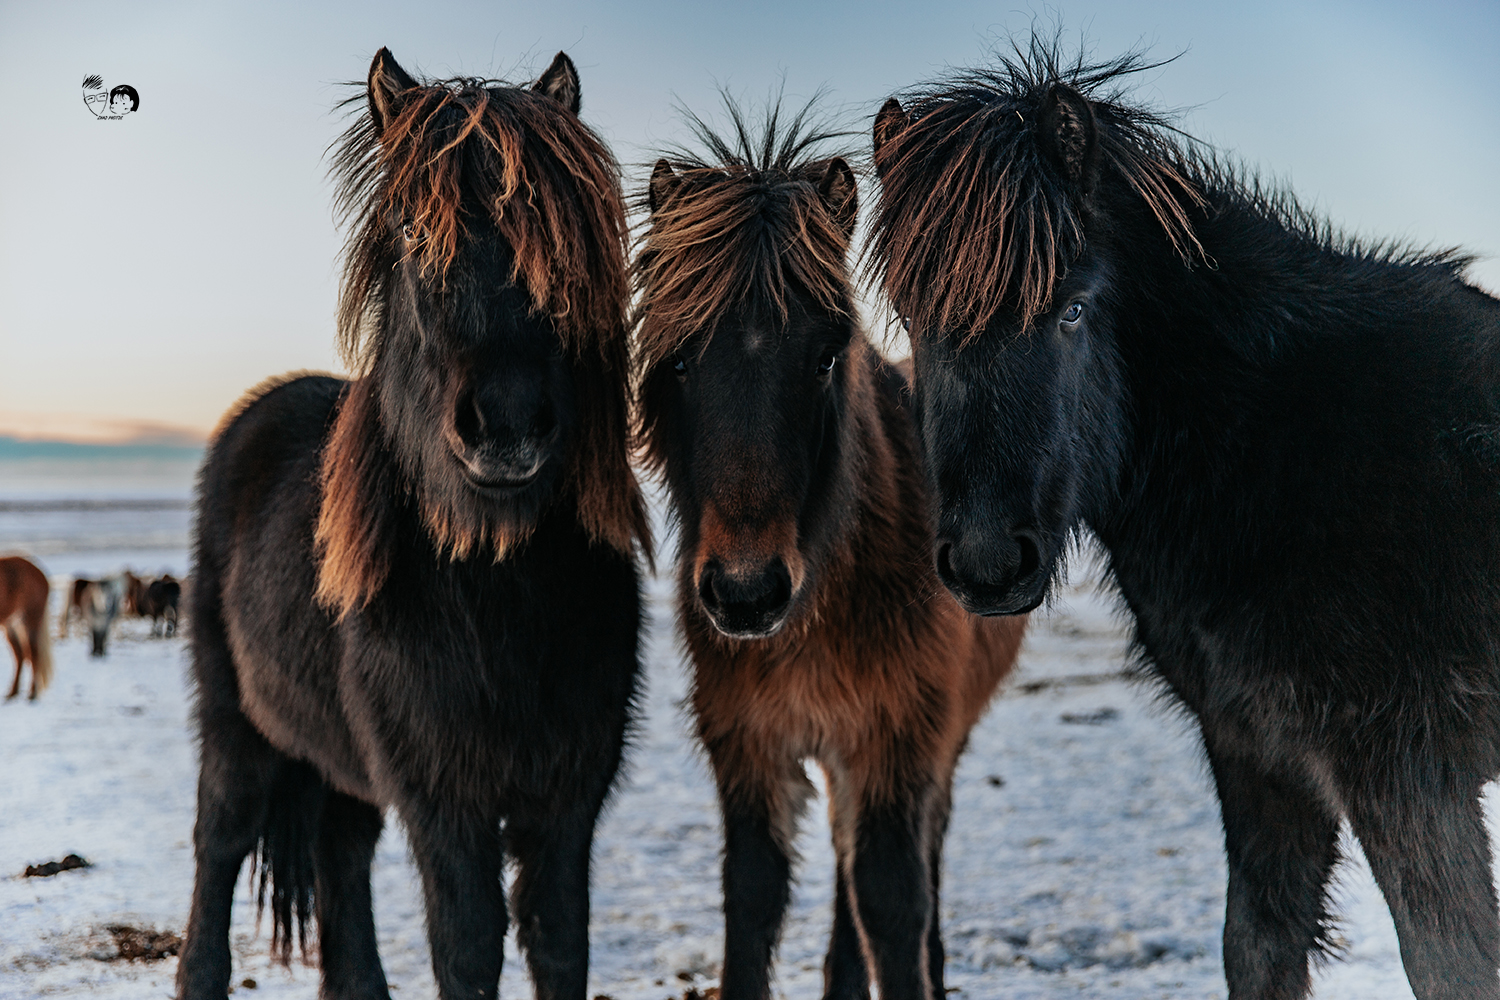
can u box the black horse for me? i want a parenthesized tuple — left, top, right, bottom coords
(141, 574, 181, 636)
(178, 48, 649, 1000)
(869, 41, 1500, 1000)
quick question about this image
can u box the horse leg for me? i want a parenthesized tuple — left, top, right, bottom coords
(823, 865, 871, 1000)
(23, 602, 51, 699)
(822, 765, 870, 1000)
(1203, 737, 1341, 1000)
(924, 772, 956, 997)
(5, 624, 22, 700)
(847, 792, 934, 1000)
(508, 802, 603, 1000)
(179, 583, 290, 1000)
(1348, 779, 1500, 999)
(398, 801, 506, 1000)
(177, 712, 284, 999)
(314, 791, 388, 1000)
(716, 760, 808, 1000)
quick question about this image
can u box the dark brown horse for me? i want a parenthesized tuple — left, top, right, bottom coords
(634, 103, 1027, 1000)
(178, 48, 648, 1000)
(139, 574, 180, 636)
(1, 555, 52, 700)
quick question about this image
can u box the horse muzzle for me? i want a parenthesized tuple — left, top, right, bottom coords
(451, 434, 557, 492)
(935, 528, 1050, 616)
(696, 556, 795, 639)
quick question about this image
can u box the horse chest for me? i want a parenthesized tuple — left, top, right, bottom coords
(338, 596, 637, 805)
(697, 641, 942, 761)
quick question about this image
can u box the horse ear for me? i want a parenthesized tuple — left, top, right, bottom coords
(872, 98, 912, 178)
(533, 51, 581, 114)
(368, 47, 418, 136)
(1039, 83, 1101, 195)
(815, 157, 858, 237)
(648, 159, 678, 214)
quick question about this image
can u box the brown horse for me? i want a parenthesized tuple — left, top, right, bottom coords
(122, 570, 148, 616)
(57, 576, 91, 639)
(633, 102, 1028, 1000)
(2, 555, 53, 700)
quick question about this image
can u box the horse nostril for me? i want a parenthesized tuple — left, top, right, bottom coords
(935, 539, 957, 582)
(698, 565, 721, 610)
(1013, 531, 1041, 580)
(453, 389, 483, 446)
(532, 400, 557, 440)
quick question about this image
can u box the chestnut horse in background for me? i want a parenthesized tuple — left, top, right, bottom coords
(2, 555, 52, 700)
(634, 103, 1027, 1000)
(57, 576, 91, 639)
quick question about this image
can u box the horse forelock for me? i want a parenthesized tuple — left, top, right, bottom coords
(330, 76, 631, 371)
(631, 101, 857, 378)
(316, 76, 648, 599)
(866, 44, 1205, 341)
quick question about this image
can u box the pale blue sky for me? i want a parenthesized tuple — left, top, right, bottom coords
(0, 0, 1495, 438)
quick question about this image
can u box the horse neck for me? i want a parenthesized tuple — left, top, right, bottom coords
(811, 338, 933, 604)
(1114, 188, 1448, 376)
(1090, 187, 1484, 553)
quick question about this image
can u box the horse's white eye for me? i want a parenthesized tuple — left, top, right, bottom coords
(401, 221, 421, 243)
(816, 349, 838, 375)
(1061, 301, 1084, 325)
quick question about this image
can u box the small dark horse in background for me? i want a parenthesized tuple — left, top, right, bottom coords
(178, 49, 648, 1000)
(139, 574, 181, 636)
(869, 40, 1500, 1000)
(635, 104, 1026, 1000)
(1, 555, 52, 700)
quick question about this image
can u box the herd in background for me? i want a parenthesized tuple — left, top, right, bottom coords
(0, 553, 185, 702)
(58, 568, 185, 653)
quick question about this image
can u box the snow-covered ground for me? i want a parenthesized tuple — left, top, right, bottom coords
(0, 469, 1484, 999)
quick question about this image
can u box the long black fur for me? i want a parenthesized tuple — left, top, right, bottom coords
(871, 38, 1500, 1000)
(176, 50, 643, 1000)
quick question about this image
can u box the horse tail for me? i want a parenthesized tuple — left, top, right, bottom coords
(250, 761, 323, 965)
(28, 614, 53, 696)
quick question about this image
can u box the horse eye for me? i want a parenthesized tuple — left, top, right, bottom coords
(816, 350, 838, 375)
(901, 317, 912, 332)
(401, 221, 421, 243)
(1061, 302, 1084, 325)
(672, 355, 687, 377)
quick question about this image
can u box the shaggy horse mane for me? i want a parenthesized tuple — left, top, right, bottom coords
(631, 98, 857, 374)
(330, 72, 631, 367)
(869, 37, 1477, 341)
(316, 65, 648, 617)
(1188, 153, 1476, 274)
(866, 39, 1206, 339)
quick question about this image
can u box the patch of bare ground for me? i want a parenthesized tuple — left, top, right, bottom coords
(98, 924, 181, 962)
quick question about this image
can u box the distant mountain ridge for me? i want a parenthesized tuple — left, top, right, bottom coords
(0, 435, 204, 461)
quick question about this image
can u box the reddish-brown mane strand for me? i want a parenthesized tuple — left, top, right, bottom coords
(631, 101, 857, 383)
(866, 44, 1206, 340)
(331, 75, 631, 367)
(316, 69, 649, 616)
(314, 378, 398, 617)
